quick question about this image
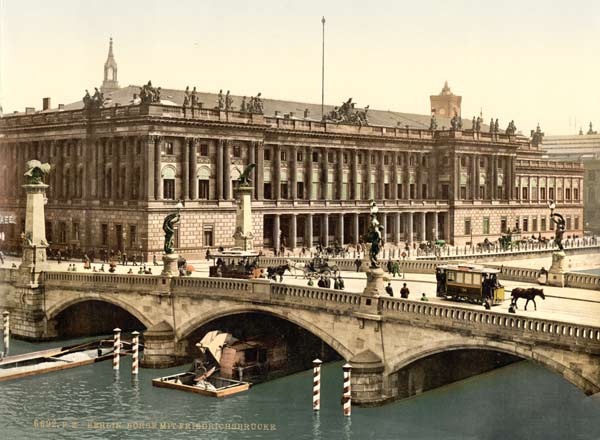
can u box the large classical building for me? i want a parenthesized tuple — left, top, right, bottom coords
(0, 42, 584, 258)
(542, 126, 600, 232)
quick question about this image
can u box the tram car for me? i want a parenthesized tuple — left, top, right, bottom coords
(436, 264, 505, 306)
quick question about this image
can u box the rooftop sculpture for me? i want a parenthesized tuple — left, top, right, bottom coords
(82, 88, 105, 110)
(139, 81, 161, 104)
(324, 98, 369, 126)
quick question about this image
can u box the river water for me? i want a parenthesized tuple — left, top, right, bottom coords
(1, 337, 599, 440)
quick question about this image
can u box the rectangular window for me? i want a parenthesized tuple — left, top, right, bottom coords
(460, 186, 467, 199)
(203, 227, 214, 247)
(343, 153, 348, 164)
(464, 218, 471, 236)
(198, 180, 209, 199)
(164, 142, 174, 155)
(101, 224, 108, 246)
(384, 183, 390, 199)
(384, 155, 389, 165)
(409, 184, 415, 199)
(129, 225, 137, 248)
(522, 187, 528, 200)
(574, 188, 579, 200)
(441, 184, 449, 199)
(533, 218, 538, 231)
(479, 157, 485, 167)
(479, 186, 485, 199)
(483, 217, 490, 235)
(500, 217, 507, 233)
(327, 152, 333, 163)
(371, 155, 376, 165)
(163, 179, 175, 200)
(281, 182, 289, 199)
(575, 217, 580, 230)
(72, 222, 80, 241)
(297, 182, 304, 199)
(540, 187, 546, 200)
(280, 150, 287, 161)
(540, 217, 546, 231)
(200, 144, 209, 156)
(398, 183, 404, 198)
(297, 151, 303, 162)
(312, 152, 319, 162)
(549, 187, 555, 200)
(264, 183, 272, 199)
(264, 149, 271, 161)
(233, 145, 241, 158)
(497, 186, 503, 197)
(566, 217, 572, 230)
(59, 222, 67, 243)
(422, 184, 427, 199)
(565, 188, 571, 200)
(357, 153, 362, 165)
(460, 156, 467, 167)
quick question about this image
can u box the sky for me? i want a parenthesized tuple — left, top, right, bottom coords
(1, 0, 599, 135)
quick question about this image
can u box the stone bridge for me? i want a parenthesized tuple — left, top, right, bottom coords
(1, 268, 600, 405)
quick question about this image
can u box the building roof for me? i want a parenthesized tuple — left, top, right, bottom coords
(34, 84, 481, 130)
(542, 134, 600, 160)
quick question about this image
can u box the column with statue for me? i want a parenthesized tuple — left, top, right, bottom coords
(547, 201, 567, 287)
(20, 160, 52, 275)
(232, 164, 256, 251)
(363, 201, 386, 296)
(161, 202, 183, 276)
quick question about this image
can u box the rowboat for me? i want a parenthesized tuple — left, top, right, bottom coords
(152, 372, 250, 398)
(0, 339, 118, 382)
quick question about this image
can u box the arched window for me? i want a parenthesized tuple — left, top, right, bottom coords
(197, 167, 210, 200)
(162, 166, 176, 200)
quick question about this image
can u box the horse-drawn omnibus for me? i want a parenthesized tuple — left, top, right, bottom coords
(208, 248, 264, 279)
(436, 264, 505, 306)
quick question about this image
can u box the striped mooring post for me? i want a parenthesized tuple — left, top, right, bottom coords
(2, 311, 9, 356)
(342, 363, 352, 416)
(113, 328, 121, 371)
(312, 359, 322, 411)
(131, 331, 139, 376)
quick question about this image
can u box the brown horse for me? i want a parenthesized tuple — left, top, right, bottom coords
(510, 287, 545, 311)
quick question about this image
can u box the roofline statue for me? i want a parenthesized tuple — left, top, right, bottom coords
(24, 160, 51, 185)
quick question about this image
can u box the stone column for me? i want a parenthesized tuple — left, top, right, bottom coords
(365, 150, 372, 200)
(255, 141, 264, 200)
(223, 140, 231, 200)
(289, 214, 297, 249)
(474, 154, 480, 199)
(306, 146, 314, 200)
(453, 153, 461, 200)
(352, 149, 359, 200)
(322, 214, 329, 247)
(216, 139, 224, 200)
(190, 139, 198, 200)
(337, 149, 344, 200)
(273, 144, 281, 200)
(154, 136, 162, 200)
(143, 137, 152, 200)
(379, 151, 385, 199)
(98, 139, 106, 199)
(321, 148, 329, 200)
(182, 137, 189, 200)
(506, 156, 514, 200)
(403, 152, 410, 200)
(248, 141, 256, 197)
(112, 139, 119, 200)
(290, 145, 297, 199)
(123, 137, 133, 200)
(273, 214, 280, 251)
(82, 138, 90, 200)
(395, 212, 401, 245)
(490, 155, 496, 200)
(407, 212, 414, 244)
(337, 213, 344, 245)
(353, 213, 360, 246)
(306, 214, 313, 248)
(391, 153, 398, 200)
(420, 212, 426, 241)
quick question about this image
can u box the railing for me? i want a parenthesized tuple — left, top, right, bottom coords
(379, 297, 600, 348)
(172, 276, 252, 293)
(43, 271, 160, 287)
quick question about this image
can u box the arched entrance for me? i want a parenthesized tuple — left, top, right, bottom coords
(50, 300, 147, 339)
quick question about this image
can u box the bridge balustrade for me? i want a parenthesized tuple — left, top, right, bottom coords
(379, 297, 600, 349)
(42, 271, 160, 288)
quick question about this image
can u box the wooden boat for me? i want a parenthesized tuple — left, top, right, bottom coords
(152, 372, 250, 398)
(0, 339, 117, 382)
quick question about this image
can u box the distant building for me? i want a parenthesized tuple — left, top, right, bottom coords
(430, 81, 462, 118)
(100, 38, 119, 95)
(0, 44, 584, 258)
(542, 127, 600, 233)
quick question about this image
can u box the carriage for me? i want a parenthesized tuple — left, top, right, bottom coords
(436, 264, 505, 306)
(208, 249, 264, 279)
(287, 256, 340, 279)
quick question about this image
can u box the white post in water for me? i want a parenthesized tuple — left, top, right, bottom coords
(2, 311, 9, 356)
(113, 328, 121, 371)
(342, 363, 352, 416)
(131, 331, 139, 376)
(313, 358, 322, 411)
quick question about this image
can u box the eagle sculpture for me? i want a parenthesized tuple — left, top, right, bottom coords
(24, 160, 51, 185)
(235, 163, 256, 187)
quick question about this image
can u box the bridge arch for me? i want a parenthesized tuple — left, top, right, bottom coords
(176, 303, 354, 361)
(46, 295, 154, 330)
(387, 337, 600, 396)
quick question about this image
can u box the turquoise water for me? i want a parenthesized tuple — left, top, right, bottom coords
(1, 337, 599, 440)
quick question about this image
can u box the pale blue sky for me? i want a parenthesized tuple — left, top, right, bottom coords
(1, 0, 599, 134)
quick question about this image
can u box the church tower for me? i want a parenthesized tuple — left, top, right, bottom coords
(430, 81, 462, 118)
(101, 37, 119, 94)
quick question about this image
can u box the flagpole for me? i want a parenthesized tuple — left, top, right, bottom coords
(321, 16, 326, 121)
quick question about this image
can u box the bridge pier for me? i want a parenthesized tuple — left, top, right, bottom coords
(141, 321, 186, 368)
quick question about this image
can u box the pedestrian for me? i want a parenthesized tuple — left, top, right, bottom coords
(122, 252, 128, 266)
(354, 258, 361, 272)
(420, 293, 429, 302)
(385, 282, 394, 297)
(308, 278, 314, 287)
(205, 249, 210, 261)
(337, 276, 345, 290)
(127, 268, 133, 274)
(0, 250, 4, 264)
(100, 263, 105, 272)
(387, 259, 393, 273)
(392, 260, 400, 277)
(334, 277, 340, 290)
(57, 250, 62, 264)
(153, 253, 158, 266)
(400, 283, 410, 299)
(317, 276, 325, 288)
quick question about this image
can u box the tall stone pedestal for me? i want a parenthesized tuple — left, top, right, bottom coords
(364, 267, 386, 297)
(161, 254, 179, 277)
(548, 251, 567, 287)
(232, 186, 254, 251)
(20, 183, 49, 275)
